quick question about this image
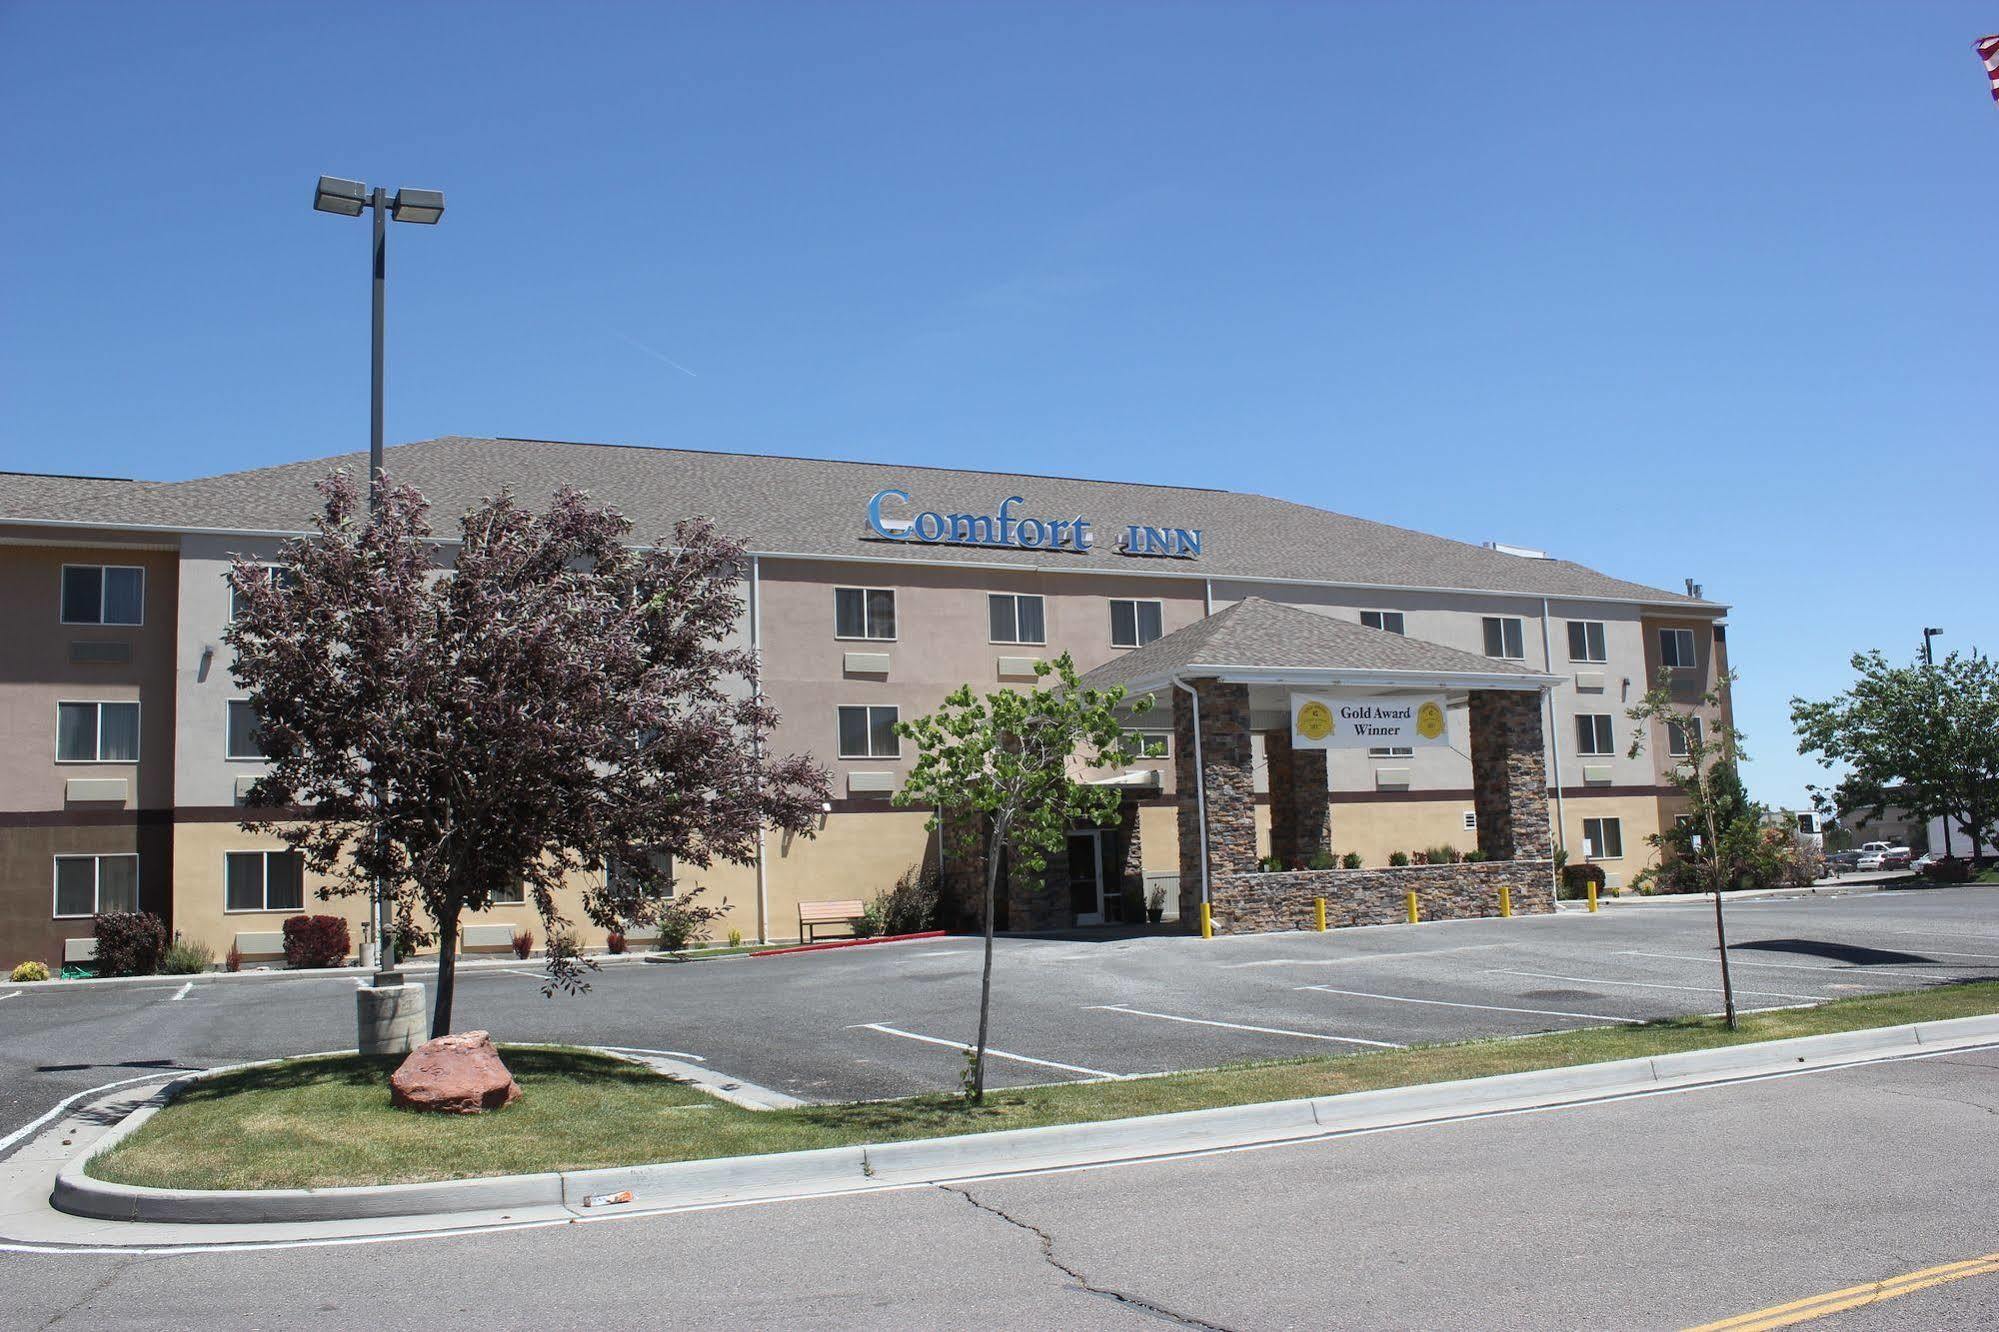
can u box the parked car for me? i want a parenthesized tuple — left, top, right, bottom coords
(1882, 849, 1913, 870)
(1911, 852, 1943, 874)
(1827, 850, 1863, 875)
(1855, 851, 1886, 871)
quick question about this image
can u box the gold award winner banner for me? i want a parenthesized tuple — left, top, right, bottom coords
(1291, 692, 1448, 750)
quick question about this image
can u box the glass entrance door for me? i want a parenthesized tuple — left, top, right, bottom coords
(1067, 830, 1106, 926)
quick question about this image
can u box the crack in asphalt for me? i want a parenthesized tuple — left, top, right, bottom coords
(942, 1185, 1237, 1331)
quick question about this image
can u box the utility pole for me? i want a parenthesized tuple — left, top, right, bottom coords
(1923, 627, 1953, 859)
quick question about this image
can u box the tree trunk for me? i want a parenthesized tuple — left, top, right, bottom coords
(431, 908, 461, 1039)
(971, 813, 1010, 1105)
(1703, 799, 1737, 1030)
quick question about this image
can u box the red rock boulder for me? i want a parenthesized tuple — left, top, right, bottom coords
(389, 1030, 522, 1113)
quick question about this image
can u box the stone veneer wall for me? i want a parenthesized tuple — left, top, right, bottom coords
(1469, 690, 1553, 862)
(1174, 680, 1255, 922)
(1207, 860, 1556, 935)
(1264, 727, 1330, 869)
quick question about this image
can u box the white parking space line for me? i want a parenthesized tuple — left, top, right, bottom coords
(169, 982, 193, 1001)
(1484, 968, 1830, 1002)
(1087, 1005, 1405, 1049)
(1227, 942, 1513, 969)
(1297, 984, 1638, 1024)
(1617, 950, 1988, 982)
(912, 950, 965, 958)
(851, 1022, 1120, 1079)
(594, 1045, 708, 1062)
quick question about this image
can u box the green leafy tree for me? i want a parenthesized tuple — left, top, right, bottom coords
(1628, 668, 1751, 1027)
(1791, 651, 1999, 862)
(894, 654, 1149, 1102)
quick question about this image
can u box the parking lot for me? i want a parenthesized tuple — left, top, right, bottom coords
(4, 884, 1998, 1137)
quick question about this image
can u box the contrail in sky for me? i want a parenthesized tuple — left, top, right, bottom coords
(615, 331, 698, 378)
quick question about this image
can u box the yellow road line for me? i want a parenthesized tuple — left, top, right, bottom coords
(1687, 1250, 1999, 1330)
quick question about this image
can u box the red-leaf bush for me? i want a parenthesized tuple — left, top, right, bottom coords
(93, 912, 168, 976)
(1924, 856, 1974, 885)
(282, 914, 351, 969)
(511, 928, 534, 959)
(605, 930, 627, 955)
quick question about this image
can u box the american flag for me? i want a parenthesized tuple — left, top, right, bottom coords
(1979, 35, 1999, 102)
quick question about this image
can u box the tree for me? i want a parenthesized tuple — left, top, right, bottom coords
(1791, 650, 1999, 864)
(225, 473, 829, 1037)
(1627, 668, 1750, 1027)
(893, 654, 1148, 1102)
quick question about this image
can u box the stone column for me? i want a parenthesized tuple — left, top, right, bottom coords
(1266, 726, 1329, 869)
(1470, 689, 1553, 861)
(1175, 680, 1255, 924)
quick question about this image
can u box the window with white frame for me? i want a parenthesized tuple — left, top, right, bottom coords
(1462, 810, 1478, 831)
(1119, 730, 1171, 761)
(1110, 599, 1164, 648)
(1667, 716, 1704, 757)
(834, 587, 896, 640)
(228, 565, 295, 620)
(1660, 627, 1698, 669)
(61, 565, 144, 626)
(607, 850, 674, 897)
(1368, 745, 1415, 758)
(1361, 610, 1406, 635)
(1567, 620, 1607, 663)
(1482, 616, 1526, 660)
(53, 853, 139, 918)
(1581, 816, 1624, 859)
(224, 849, 305, 913)
(225, 700, 266, 760)
(489, 877, 526, 905)
(56, 701, 139, 762)
(838, 704, 900, 758)
(1575, 714, 1616, 756)
(988, 593, 1046, 645)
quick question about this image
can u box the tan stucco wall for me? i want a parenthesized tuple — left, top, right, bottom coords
(764, 806, 934, 939)
(1327, 798, 1482, 867)
(1556, 792, 1674, 889)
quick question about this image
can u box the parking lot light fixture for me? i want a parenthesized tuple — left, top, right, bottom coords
(312, 175, 367, 216)
(389, 188, 445, 224)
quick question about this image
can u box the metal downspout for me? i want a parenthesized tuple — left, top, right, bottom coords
(1539, 597, 1568, 857)
(751, 555, 769, 945)
(1171, 676, 1211, 913)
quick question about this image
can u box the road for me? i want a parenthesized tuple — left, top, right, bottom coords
(4, 885, 1998, 1140)
(4, 1029, 1995, 1328)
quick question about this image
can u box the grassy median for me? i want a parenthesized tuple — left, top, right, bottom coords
(90, 980, 1999, 1191)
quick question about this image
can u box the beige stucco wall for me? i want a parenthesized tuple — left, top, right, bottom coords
(1555, 792, 1675, 889)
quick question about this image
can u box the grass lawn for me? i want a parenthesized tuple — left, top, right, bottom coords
(89, 980, 1999, 1192)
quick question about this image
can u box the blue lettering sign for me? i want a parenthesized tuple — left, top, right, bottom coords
(865, 490, 1200, 559)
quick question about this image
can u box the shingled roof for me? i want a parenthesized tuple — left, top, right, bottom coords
(0, 436, 1722, 609)
(1078, 597, 1557, 694)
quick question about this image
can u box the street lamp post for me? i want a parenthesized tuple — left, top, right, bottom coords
(1922, 627, 1952, 859)
(312, 176, 445, 983)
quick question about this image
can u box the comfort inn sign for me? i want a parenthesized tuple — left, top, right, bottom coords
(1292, 692, 1449, 750)
(866, 489, 1203, 559)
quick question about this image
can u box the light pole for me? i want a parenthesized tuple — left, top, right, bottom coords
(1922, 627, 1953, 859)
(312, 176, 444, 981)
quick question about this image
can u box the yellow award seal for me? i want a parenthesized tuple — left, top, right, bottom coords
(1296, 700, 1333, 741)
(1415, 701, 1445, 740)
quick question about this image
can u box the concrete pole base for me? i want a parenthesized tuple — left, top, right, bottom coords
(356, 982, 427, 1056)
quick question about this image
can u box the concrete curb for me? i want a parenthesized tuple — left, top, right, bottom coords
(51, 1013, 1999, 1226)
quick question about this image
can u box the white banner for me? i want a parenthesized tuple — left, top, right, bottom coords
(1292, 692, 1449, 750)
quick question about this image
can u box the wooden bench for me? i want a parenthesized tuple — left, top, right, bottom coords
(798, 899, 867, 943)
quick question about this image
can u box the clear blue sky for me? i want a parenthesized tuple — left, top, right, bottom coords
(3, 2, 1993, 807)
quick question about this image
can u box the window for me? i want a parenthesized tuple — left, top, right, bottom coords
(834, 587, 896, 640)
(1575, 714, 1615, 756)
(1120, 730, 1171, 761)
(1796, 812, 1819, 836)
(1667, 717, 1704, 757)
(1361, 610, 1406, 635)
(1567, 621, 1607, 663)
(56, 701, 140, 762)
(1581, 817, 1624, 860)
(224, 850, 305, 913)
(608, 850, 674, 897)
(1660, 627, 1698, 669)
(488, 878, 526, 905)
(988, 593, 1046, 645)
(1110, 599, 1164, 648)
(1368, 746, 1415, 758)
(229, 565, 295, 620)
(1482, 616, 1525, 660)
(226, 700, 266, 760)
(61, 565, 144, 626)
(837, 704, 900, 758)
(53, 853, 139, 918)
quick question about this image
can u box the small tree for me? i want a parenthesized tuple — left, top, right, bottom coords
(1791, 650, 1999, 864)
(1627, 668, 1750, 1027)
(894, 654, 1148, 1102)
(225, 474, 829, 1037)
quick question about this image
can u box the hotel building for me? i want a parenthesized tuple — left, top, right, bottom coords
(0, 437, 1729, 967)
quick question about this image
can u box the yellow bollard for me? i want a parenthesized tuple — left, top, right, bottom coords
(1200, 901, 1213, 939)
(1587, 881, 1599, 913)
(1314, 896, 1327, 932)
(1405, 890, 1420, 924)
(1499, 885, 1512, 918)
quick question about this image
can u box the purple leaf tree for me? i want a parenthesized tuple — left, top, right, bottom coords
(224, 473, 829, 1037)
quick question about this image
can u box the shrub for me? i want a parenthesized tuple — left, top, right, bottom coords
(1388, 851, 1410, 867)
(653, 886, 727, 953)
(1924, 856, 1973, 885)
(1257, 854, 1284, 872)
(94, 912, 168, 976)
(1424, 845, 1462, 865)
(281, 914, 351, 969)
(1305, 850, 1337, 871)
(727, 927, 744, 949)
(1558, 862, 1608, 900)
(224, 943, 243, 974)
(1463, 849, 1489, 863)
(10, 960, 49, 983)
(605, 930, 627, 955)
(1341, 851, 1362, 870)
(510, 928, 534, 960)
(159, 935, 212, 975)
(872, 866, 940, 936)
